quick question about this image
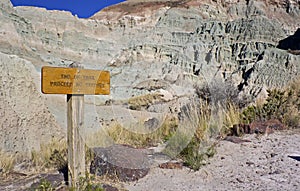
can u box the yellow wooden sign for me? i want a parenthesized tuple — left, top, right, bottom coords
(41, 66, 110, 95)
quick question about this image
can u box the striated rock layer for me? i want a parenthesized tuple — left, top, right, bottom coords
(0, 0, 300, 153)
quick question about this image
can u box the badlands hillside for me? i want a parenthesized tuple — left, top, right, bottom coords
(1, 0, 300, 154)
(0, 0, 300, 190)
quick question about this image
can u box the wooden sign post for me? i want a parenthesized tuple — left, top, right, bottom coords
(41, 64, 110, 189)
(67, 93, 85, 189)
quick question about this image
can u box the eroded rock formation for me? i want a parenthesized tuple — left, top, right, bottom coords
(0, 0, 300, 153)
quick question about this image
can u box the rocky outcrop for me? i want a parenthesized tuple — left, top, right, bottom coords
(0, 52, 64, 153)
(0, 0, 300, 153)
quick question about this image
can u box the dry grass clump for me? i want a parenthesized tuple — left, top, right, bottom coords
(221, 102, 241, 134)
(31, 138, 67, 170)
(0, 139, 68, 176)
(82, 128, 115, 149)
(0, 150, 17, 175)
(105, 116, 178, 147)
(128, 93, 164, 110)
(181, 100, 240, 139)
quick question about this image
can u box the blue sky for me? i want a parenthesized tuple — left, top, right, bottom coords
(10, 0, 126, 18)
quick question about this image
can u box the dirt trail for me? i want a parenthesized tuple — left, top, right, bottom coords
(125, 129, 300, 191)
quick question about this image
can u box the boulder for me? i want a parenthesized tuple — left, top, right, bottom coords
(90, 144, 150, 182)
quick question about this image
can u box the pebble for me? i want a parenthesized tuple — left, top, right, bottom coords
(246, 161, 255, 166)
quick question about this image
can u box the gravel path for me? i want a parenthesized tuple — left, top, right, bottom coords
(125, 129, 300, 191)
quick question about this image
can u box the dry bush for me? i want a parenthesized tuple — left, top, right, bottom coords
(194, 78, 252, 109)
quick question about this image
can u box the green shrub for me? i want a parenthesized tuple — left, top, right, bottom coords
(35, 179, 54, 191)
(77, 173, 104, 191)
(179, 137, 216, 171)
(242, 86, 300, 128)
(68, 173, 104, 191)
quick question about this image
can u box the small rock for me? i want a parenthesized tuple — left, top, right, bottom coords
(103, 184, 119, 191)
(236, 177, 244, 183)
(270, 153, 277, 158)
(159, 162, 183, 169)
(246, 161, 255, 166)
(223, 136, 251, 144)
(144, 117, 159, 131)
(29, 173, 65, 190)
(272, 169, 283, 174)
